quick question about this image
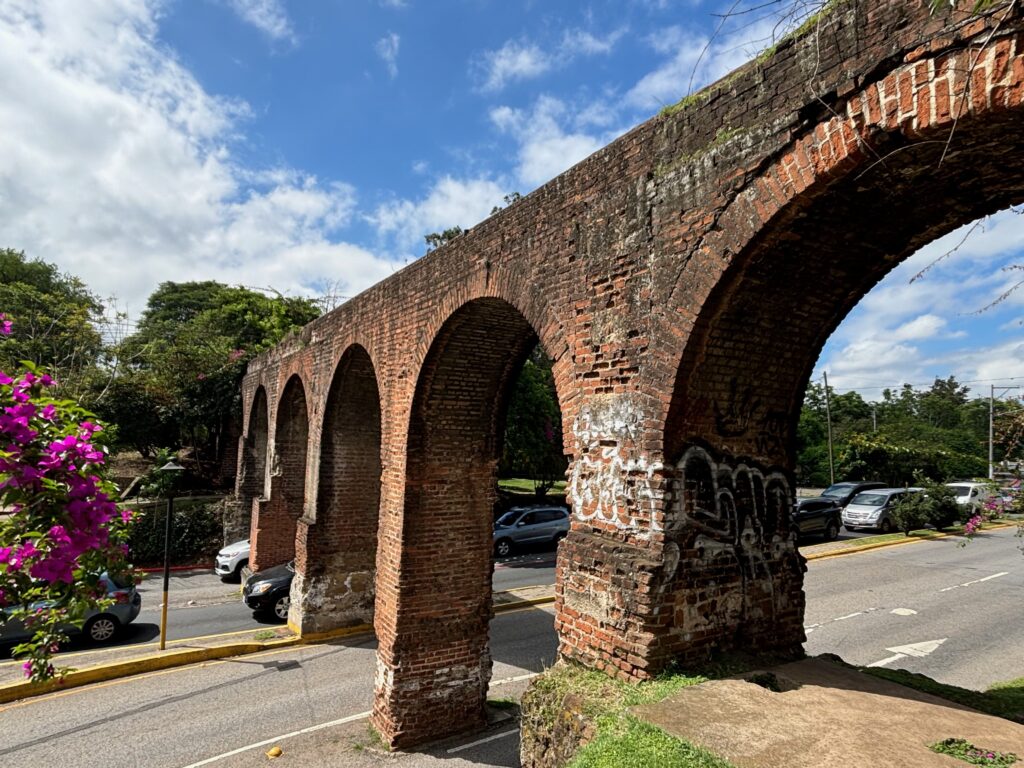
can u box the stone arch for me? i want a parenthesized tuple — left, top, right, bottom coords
(372, 296, 561, 747)
(656, 21, 1024, 670)
(291, 345, 382, 634)
(233, 386, 269, 544)
(250, 375, 309, 572)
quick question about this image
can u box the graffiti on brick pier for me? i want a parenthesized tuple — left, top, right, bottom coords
(567, 394, 664, 535)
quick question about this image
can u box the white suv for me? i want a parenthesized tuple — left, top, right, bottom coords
(946, 482, 992, 511)
(214, 539, 250, 581)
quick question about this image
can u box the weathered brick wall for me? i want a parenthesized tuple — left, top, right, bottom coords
(235, 0, 1024, 747)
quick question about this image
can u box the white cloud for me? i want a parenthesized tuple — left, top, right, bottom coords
(0, 0, 397, 311)
(627, 18, 784, 110)
(477, 40, 552, 92)
(560, 28, 626, 57)
(490, 96, 611, 188)
(375, 31, 400, 78)
(224, 0, 295, 43)
(370, 176, 506, 250)
(474, 26, 623, 93)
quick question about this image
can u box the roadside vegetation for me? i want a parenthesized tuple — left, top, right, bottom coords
(864, 669, 1024, 724)
(524, 662, 734, 768)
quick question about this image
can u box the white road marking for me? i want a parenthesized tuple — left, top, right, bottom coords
(866, 638, 947, 668)
(864, 655, 905, 667)
(491, 671, 540, 685)
(891, 608, 917, 616)
(176, 670, 537, 767)
(447, 729, 519, 754)
(939, 572, 1009, 592)
(178, 710, 372, 767)
(834, 612, 863, 621)
(804, 607, 880, 634)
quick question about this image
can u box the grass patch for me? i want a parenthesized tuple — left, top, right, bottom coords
(253, 629, 276, 641)
(930, 737, 1018, 766)
(532, 663, 734, 768)
(863, 668, 1024, 723)
(498, 478, 566, 496)
(572, 718, 734, 768)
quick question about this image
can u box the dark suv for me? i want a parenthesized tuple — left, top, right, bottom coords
(820, 480, 886, 508)
(493, 506, 570, 557)
(793, 497, 843, 541)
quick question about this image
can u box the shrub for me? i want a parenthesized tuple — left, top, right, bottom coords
(126, 499, 222, 566)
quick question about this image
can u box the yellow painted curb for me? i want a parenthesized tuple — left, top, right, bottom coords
(495, 595, 555, 612)
(0, 636, 300, 705)
(0, 595, 556, 705)
(804, 520, 1019, 562)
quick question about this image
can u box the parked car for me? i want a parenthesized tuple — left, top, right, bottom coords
(493, 506, 570, 557)
(842, 487, 922, 533)
(793, 497, 842, 541)
(820, 480, 887, 508)
(0, 572, 141, 647)
(215, 538, 250, 581)
(242, 561, 293, 622)
(945, 482, 993, 512)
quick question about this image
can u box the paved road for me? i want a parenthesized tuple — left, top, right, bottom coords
(0, 604, 558, 768)
(804, 526, 1024, 689)
(4, 531, 1020, 767)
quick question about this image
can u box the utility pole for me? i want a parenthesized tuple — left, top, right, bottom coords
(990, 385, 1021, 480)
(823, 371, 836, 485)
(872, 404, 877, 433)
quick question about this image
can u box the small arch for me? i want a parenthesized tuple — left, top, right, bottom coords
(250, 375, 309, 572)
(293, 345, 382, 633)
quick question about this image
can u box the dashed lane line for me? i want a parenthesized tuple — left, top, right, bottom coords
(939, 571, 1009, 593)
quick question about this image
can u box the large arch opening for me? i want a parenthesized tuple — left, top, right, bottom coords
(291, 345, 382, 634)
(250, 375, 309, 573)
(659, 72, 1024, 669)
(373, 297, 564, 747)
(232, 386, 268, 544)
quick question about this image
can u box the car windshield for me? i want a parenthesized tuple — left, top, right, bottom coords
(850, 492, 887, 507)
(822, 483, 855, 498)
(948, 485, 971, 498)
(495, 511, 521, 527)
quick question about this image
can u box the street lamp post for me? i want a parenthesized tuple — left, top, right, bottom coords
(158, 460, 185, 651)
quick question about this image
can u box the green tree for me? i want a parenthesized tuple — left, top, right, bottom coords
(102, 282, 319, 478)
(0, 249, 104, 396)
(500, 346, 566, 497)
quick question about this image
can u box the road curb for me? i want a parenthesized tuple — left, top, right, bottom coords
(803, 520, 1018, 562)
(0, 594, 557, 706)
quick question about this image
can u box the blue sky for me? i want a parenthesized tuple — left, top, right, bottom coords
(1, 0, 1022, 401)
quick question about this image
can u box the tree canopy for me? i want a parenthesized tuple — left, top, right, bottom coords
(0, 249, 104, 395)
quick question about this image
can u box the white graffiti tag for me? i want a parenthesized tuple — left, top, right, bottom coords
(568, 396, 664, 534)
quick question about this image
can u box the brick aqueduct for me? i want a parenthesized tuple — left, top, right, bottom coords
(234, 0, 1024, 747)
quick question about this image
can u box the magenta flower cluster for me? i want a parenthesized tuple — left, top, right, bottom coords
(0, 312, 135, 681)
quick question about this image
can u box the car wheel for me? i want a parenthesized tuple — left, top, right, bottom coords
(272, 594, 290, 622)
(84, 615, 120, 644)
(880, 519, 893, 534)
(495, 538, 513, 558)
(824, 520, 840, 541)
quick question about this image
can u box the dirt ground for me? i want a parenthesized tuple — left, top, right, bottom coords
(635, 657, 1024, 768)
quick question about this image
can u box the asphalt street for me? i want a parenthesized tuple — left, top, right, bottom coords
(804, 526, 1024, 689)
(0, 604, 558, 768)
(3, 530, 1021, 767)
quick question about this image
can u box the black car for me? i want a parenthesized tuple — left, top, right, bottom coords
(820, 480, 886, 508)
(242, 561, 294, 622)
(793, 497, 842, 541)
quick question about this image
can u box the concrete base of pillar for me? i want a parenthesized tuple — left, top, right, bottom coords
(287, 569, 375, 635)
